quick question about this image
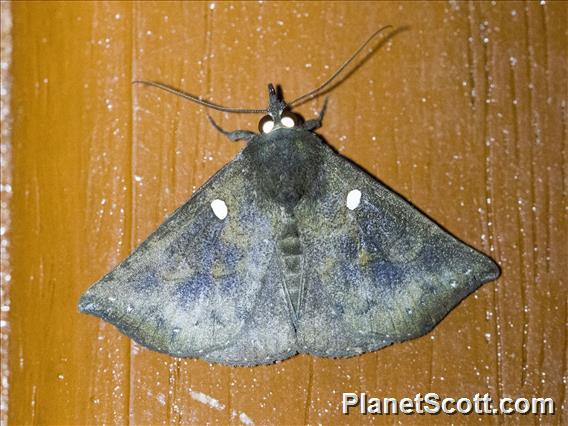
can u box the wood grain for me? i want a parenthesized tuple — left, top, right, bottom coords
(7, 1, 566, 424)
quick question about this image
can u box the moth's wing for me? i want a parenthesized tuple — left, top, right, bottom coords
(79, 154, 297, 365)
(296, 144, 500, 357)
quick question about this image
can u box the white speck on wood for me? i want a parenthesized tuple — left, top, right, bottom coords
(188, 389, 225, 411)
(189, 388, 255, 425)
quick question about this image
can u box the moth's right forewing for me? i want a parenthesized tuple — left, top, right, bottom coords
(79, 155, 296, 364)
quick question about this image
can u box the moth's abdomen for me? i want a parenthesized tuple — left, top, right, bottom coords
(277, 214, 304, 318)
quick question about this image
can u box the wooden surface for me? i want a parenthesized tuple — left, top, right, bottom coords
(7, 1, 567, 424)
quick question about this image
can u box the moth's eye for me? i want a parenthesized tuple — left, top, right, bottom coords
(346, 189, 362, 210)
(211, 199, 228, 220)
(259, 115, 274, 133)
(281, 115, 295, 128)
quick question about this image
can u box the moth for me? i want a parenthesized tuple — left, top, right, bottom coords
(79, 28, 500, 366)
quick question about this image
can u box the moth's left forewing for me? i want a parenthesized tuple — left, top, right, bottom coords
(296, 143, 500, 357)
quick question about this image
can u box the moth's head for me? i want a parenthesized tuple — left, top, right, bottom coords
(258, 83, 302, 134)
(133, 27, 393, 142)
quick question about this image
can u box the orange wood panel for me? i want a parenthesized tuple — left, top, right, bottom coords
(7, 1, 566, 425)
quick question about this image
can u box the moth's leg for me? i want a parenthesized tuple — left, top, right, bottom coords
(208, 115, 257, 142)
(301, 97, 329, 131)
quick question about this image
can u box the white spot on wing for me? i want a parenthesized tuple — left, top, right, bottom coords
(346, 189, 362, 210)
(211, 199, 228, 219)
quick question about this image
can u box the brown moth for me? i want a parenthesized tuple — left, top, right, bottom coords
(79, 28, 500, 366)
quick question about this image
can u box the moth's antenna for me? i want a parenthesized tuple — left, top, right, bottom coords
(289, 25, 393, 107)
(132, 81, 267, 114)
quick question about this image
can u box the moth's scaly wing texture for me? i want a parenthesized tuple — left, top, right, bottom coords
(79, 155, 297, 365)
(296, 144, 500, 357)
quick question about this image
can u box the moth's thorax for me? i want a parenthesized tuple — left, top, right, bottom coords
(244, 128, 323, 210)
